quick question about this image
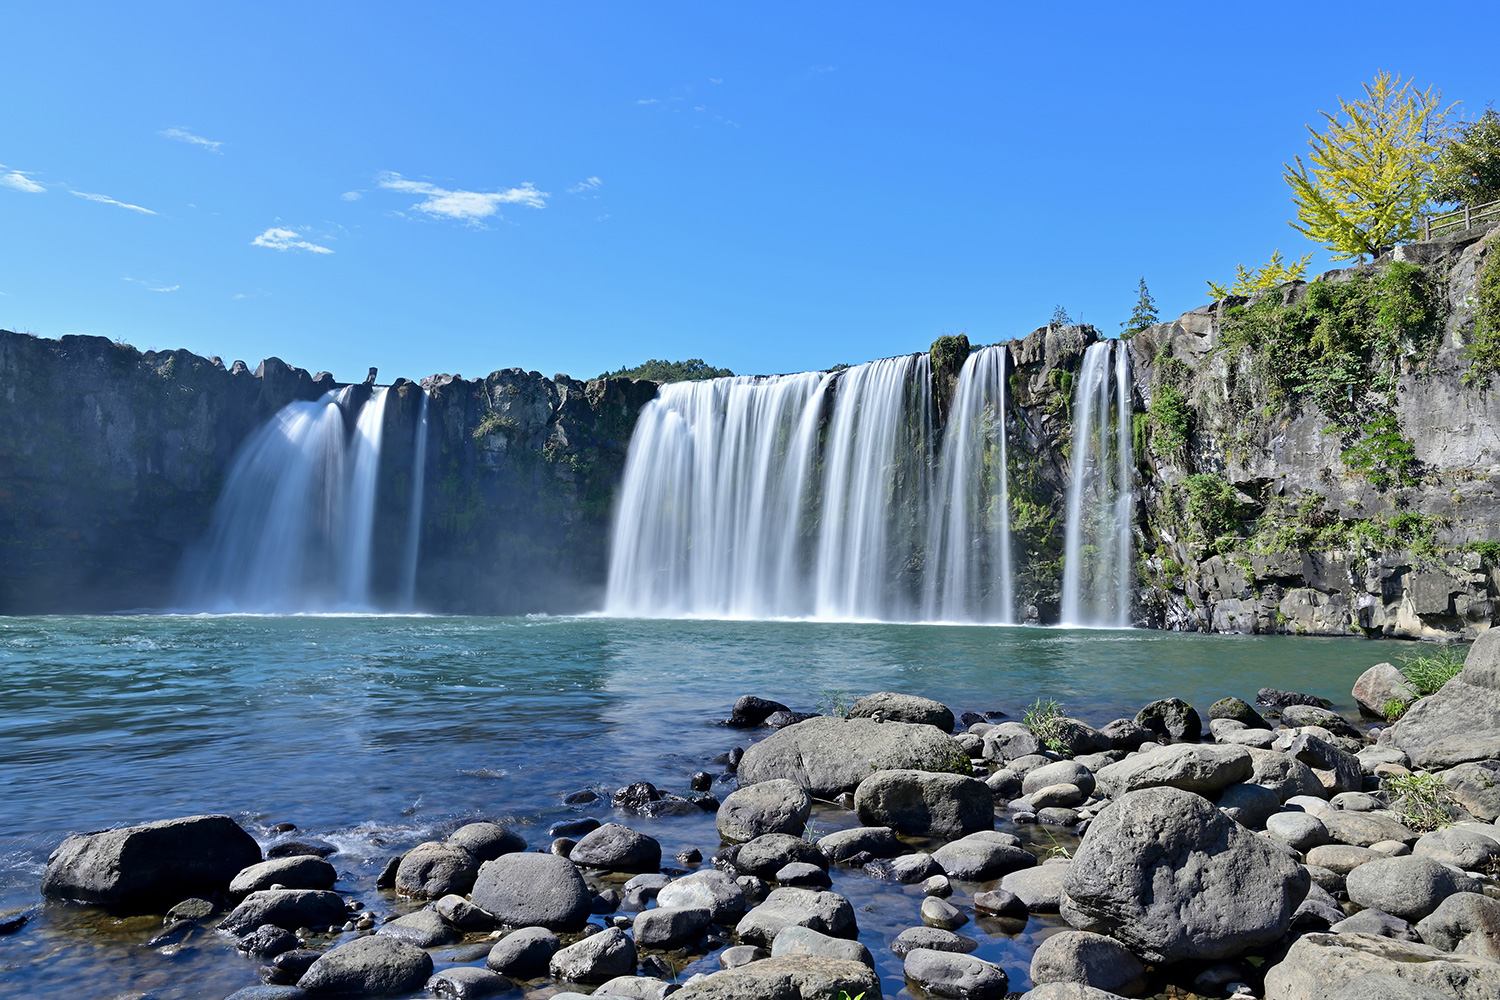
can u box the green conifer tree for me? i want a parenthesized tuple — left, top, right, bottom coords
(1121, 278, 1159, 337)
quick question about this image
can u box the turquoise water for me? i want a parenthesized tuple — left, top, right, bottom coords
(0, 616, 1392, 997)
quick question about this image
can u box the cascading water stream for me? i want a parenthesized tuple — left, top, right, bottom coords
(342, 387, 389, 606)
(399, 388, 429, 611)
(923, 345, 1013, 623)
(1059, 340, 1136, 627)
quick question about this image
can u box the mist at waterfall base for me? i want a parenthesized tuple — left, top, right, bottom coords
(0, 614, 1385, 998)
(606, 341, 1135, 626)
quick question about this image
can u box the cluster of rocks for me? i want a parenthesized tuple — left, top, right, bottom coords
(34, 643, 1500, 1000)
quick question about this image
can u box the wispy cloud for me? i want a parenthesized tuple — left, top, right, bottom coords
(159, 126, 223, 153)
(72, 190, 156, 214)
(710, 77, 723, 84)
(636, 98, 660, 105)
(376, 172, 547, 223)
(341, 190, 362, 201)
(251, 227, 334, 254)
(0, 166, 45, 193)
(810, 65, 836, 74)
(568, 176, 602, 196)
(123, 277, 179, 292)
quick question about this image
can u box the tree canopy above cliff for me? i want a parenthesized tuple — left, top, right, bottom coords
(600, 359, 735, 383)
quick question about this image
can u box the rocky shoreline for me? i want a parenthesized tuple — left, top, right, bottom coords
(15, 637, 1500, 1000)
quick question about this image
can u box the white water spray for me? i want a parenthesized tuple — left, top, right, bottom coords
(399, 388, 429, 610)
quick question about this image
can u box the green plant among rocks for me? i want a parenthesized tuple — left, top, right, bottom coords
(1380, 696, 1412, 722)
(1023, 698, 1071, 754)
(1381, 771, 1458, 832)
(817, 688, 854, 719)
(1398, 646, 1466, 695)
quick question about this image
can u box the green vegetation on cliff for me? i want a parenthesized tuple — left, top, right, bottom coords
(1462, 244, 1500, 387)
(599, 359, 734, 382)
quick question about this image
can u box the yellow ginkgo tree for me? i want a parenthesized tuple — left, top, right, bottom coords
(1284, 70, 1456, 260)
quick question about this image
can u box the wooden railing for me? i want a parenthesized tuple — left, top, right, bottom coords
(1423, 198, 1500, 240)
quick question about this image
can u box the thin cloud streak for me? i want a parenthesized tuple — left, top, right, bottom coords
(123, 277, 180, 292)
(568, 176, 602, 195)
(72, 191, 156, 214)
(376, 172, 547, 222)
(251, 227, 334, 254)
(159, 127, 223, 153)
(0, 168, 45, 193)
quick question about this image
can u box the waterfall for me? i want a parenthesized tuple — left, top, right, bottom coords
(399, 388, 429, 611)
(923, 345, 1013, 623)
(1059, 340, 1136, 627)
(177, 387, 392, 612)
(605, 354, 932, 620)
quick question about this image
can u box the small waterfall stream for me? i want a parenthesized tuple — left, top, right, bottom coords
(399, 388, 430, 611)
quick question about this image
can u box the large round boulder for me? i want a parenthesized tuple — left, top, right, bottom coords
(447, 822, 526, 861)
(1030, 930, 1146, 996)
(1135, 697, 1201, 741)
(737, 716, 971, 798)
(470, 852, 591, 931)
(671, 955, 879, 1000)
(854, 769, 993, 837)
(717, 780, 813, 843)
(395, 841, 478, 898)
(656, 870, 747, 924)
(41, 814, 262, 912)
(1346, 856, 1468, 922)
(297, 935, 434, 995)
(847, 692, 955, 731)
(1060, 786, 1310, 963)
(229, 855, 337, 895)
(567, 823, 661, 873)
(1094, 744, 1252, 797)
(1263, 931, 1500, 999)
(903, 948, 1009, 1000)
(549, 926, 637, 983)
(220, 889, 348, 935)
(735, 887, 857, 947)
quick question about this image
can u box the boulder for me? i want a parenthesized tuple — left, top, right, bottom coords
(930, 833, 1036, 881)
(1209, 696, 1269, 729)
(434, 893, 496, 931)
(633, 905, 712, 949)
(1413, 827, 1500, 870)
(738, 716, 971, 798)
(220, 889, 347, 935)
(1094, 744, 1252, 797)
(596, 976, 670, 1000)
(1283, 733, 1364, 796)
(1246, 747, 1325, 801)
(1306, 844, 1386, 875)
(447, 822, 526, 861)
(1283, 705, 1362, 738)
(1415, 892, 1500, 959)
(854, 769, 993, 837)
(395, 841, 478, 898)
(981, 722, 1043, 761)
(1329, 974, 1455, 1000)
(1268, 811, 1331, 852)
(427, 966, 514, 1000)
(921, 896, 967, 930)
(1354, 663, 1418, 717)
(717, 780, 813, 843)
(847, 692, 955, 731)
(1030, 930, 1147, 996)
(776, 862, 830, 887)
(1346, 856, 1466, 921)
(890, 926, 979, 956)
(230, 856, 337, 895)
(1022, 761, 1097, 798)
(1263, 932, 1500, 999)
(1100, 718, 1153, 752)
(735, 887, 857, 947)
(377, 908, 456, 947)
(1257, 687, 1332, 710)
(1215, 782, 1280, 828)
(238, 923, 298, 958)
(656, 869, 747, 924)
(1001, 863, 1070, 912)
(817, 826, 900, 863)
(568, 823, 662, 872)
(731, 834, 828, 879)
(728, 695, 791, 727)
(771, 924, 874, 965)
(297, 935, 434, 996)
(1440, 761, 1500, 822)
(973, 888, 1029, 919)
(1332, 908, 1420, 941)
(550, 926, 636, 983)
(1135, 697, 1201, 741)
(903, 948, 1009, 1000)
(470, 852, 591, 931)
(1060, 786, 1310, 963)
(1323, 811, 1419, 848)
(871, 852, 941, 883)
(485, 926, 559, 976)
(1046, 719, 1114, 757)
(41, 814, 262, 912)
(672, 955, 879, 1000)
(1021, 987, 1132, 1000)
(1388, 630, 1500, 768)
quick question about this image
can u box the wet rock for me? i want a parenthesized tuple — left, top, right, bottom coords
(765, 710, 817, 728)
(239, 923, 298, 958)
(41, 814, 262, 912)
(921, 896, 967, 930)
(426, 967, 514, 1000)
(854, 769, 992, 837)
(817, 826, 900, 863)
(633, 905, 712, 949)
(551, 838, 576, 858)
(728, 695, 791, 727)
(613, 782, 664, 811)
(269, 950, 321, 984)
(1215, 781, 1280, 828)
(297, 935, 434, 996)
(394, 841, 478, 899)
(1000, 863, 1070, 912)
(220, 889, 347, 935)
(739, 716, 972, 798)
(1030, 930, 1147, 996)
(848, 692, 955, 731)
(717, 779, 813, 843)
(656, 869, 746, 924)
(891, 926, 978, 956)
(378, 908, 456, 947)
(549, 927, 637, 983)
(568, 823, 662, 873)
(375, 856, 401, 890)
(565, 789, 601, 805)
(776, 862, 831, 888)
(1061, 786, 1310, 963)
(972, 888, 1028, 919)
(267, 840, 336, 859)
(165, 897, 215, 922)
(485, 926, 559, 976)
(430, 893, 494, 931)
(903, 948, 1009, 1000)
(984, 769, 1023, 800)
(735, 887, 857, 947)
(470, 852, 591, 931)
(1257, 688, 1332, 710)
(732, 834, 828, 879)
(930, 832, 1035, 881)
(1414, 827, 1500, 869)
(1332, 908, 1421, 941)
(1263, 931, 1500, 999)
(231, 856, 338, 895)
(223, 987, 309, 1000)
(1416, 892, 1500, 958)
(674, 955, 879, 1000)
(448, 822, 526, 862)
(869, 852, 941, 883)
(771, 924, 874, 965)
(1209, 696, 1269, 729)
(1095, 743, 1252, 797)
(1135, 697, 1201, 741)
(1347, 856, 1468, 921)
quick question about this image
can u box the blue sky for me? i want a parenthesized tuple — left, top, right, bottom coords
(2, 2, 1497, 385)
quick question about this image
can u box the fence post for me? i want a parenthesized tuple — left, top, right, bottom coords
(1425, 216, 1431, 240)
(1465, 204, 1472, 230)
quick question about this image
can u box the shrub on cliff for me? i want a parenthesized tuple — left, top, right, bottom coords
(599, 359, 734, 382)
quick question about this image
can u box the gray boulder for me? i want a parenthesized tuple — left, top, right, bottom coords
(847, 692, 955, 731)
(220, 889, 347, 935)
(1306, 844, 1386, 875)
(771, 924, 874, 965)
(568, 823, 661, 872)
(1354, 663, 1418, 717)
(394, 841, 478, 898)
(434, 893, 496, 931)
(470, 852, 591, 930)
(1440, 761, 1500, 822)
(672, 955, 879, 1000)
(1209, 696, 1269, 729)
(1215, 782, 1280, 828)
(1388, 630, 1500, 768)
(1283, 705, 1362, 737)
(1247, 747, 1326, 801)
(890, 926, 979, 956)
(1323, 810, 1419, 848)
(447, 822, 526, 862)
(1060, 786, 1310, 963)
(550, 926, 636, 983)
(1283, 732, 1364, 796)
(854, 769, 992, 837)
(1347, 856, 1466, 921)
(426, 966, 514, 1000)
(903, 948, 1009, 1000)
(1094, 744, 1252, 797)
(1047, 719, 1114, 757)
(1329, 974, 1455, 1000)
(930, 832, 1036, 881)
(729, 694, 791, 727)
(1268, 811, 1331, 852)
(1415, 892, 1500, 959)
(1021, 987, 1131, 1000)
(981, 722, 1042, 761)
(230, 856, 337, 895)
(1023, 760, 1096, 798)
(1414, 827, 1500, 869)
(596, 976, 670, 1000)
(297, 935, 433, 995)
(41, 814, 262, 912)
(1100, 718, 1153, 752)
(732, 834, 828, 879)
(717, 779, 814, 843)
(817, 826, 900, 863)
(377, 908, 455, 947)
(738, 716, 971, 798)
(735, 887, 857, 947)
(1263, 931, 1500, 999)
(656, 869, 747, 924)
(1332, 908, 1420, 941)
(486, 925, 559, 976)
(1135, 697, 1201, 741)
(1029, 930, 1147, 996)
(633, 905, 712, 949)
(1001, 863, 1070, 912)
